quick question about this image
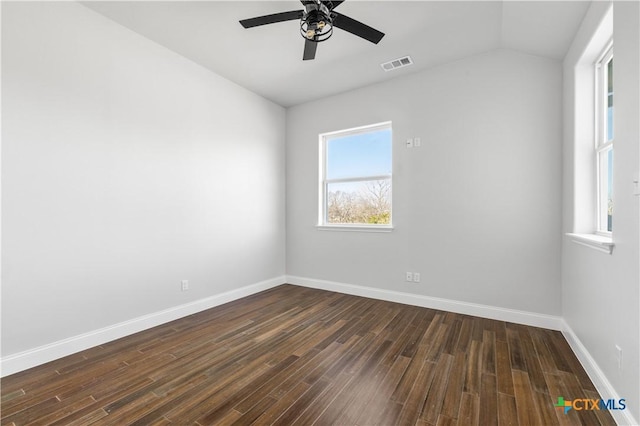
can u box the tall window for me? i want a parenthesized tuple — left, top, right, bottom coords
(319, 122, 392, 228)
(596, 44, 613, 233)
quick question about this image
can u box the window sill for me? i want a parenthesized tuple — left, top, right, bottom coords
(565, 233, 614, 254)
(317, 225, 394, 233)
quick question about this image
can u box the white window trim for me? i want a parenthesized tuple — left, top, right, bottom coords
(566, 28, 614, 254)
(318, 121, 393, 231)
(594, 42, 613, 237)
(316, 224, 394, 232)
(565, 233, 614, 254)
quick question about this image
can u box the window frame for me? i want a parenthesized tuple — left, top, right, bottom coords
(564, 5, 613, 254)
(318, 121, 393, 231)
(594, 43, 613, 236)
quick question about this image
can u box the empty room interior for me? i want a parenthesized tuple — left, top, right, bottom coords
(1, 1, 639, 425)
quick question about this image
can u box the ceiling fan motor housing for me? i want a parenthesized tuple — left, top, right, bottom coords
(300, 2, 334, 42)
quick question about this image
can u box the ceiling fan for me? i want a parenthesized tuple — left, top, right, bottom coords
(239, 0, 385, 61)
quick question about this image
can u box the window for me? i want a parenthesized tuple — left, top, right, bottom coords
(596, 44, 613, 234)
(319, 122, 392, 229)
(565, 6, 613, 254)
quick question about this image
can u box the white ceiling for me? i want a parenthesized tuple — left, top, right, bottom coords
(83, 1, 590, 107)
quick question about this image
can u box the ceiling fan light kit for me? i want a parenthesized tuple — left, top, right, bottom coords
(239, 0, 385, 61)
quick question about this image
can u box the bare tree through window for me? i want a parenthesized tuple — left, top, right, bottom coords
(327, 179, 391, 224)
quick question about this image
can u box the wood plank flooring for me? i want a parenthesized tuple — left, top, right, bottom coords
(1, 285, 615, 425)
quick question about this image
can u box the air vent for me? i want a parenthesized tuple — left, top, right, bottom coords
(380, 55, 413, 72)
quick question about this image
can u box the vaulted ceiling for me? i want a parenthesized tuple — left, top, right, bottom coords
(83, 1, 590, 107)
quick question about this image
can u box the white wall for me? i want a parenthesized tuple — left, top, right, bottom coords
(1, 2, 286, 357)
(286, 49, 562, 316)
(562, 2, 640, 423)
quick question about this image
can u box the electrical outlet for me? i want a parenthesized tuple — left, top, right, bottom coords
(414, 137, 421, 147)
(181, 280, 189, 292)
(405, 272, 413, 282)
(413, 272, 421, 283)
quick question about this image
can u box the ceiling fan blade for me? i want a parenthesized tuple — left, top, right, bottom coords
(332, 12, 384, 44)
(239, 10, 303, 29)
(303, 39, 318, 60)
(303, 1, 344, 10)
(327, 1, 345, 9)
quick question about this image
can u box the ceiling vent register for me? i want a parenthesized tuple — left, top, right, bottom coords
(381, 56, 413, 72)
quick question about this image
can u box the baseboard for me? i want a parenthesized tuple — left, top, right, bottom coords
(561, 321, 639, 426)
(0, 276, 286, 377)
(286, 275, 563, 330)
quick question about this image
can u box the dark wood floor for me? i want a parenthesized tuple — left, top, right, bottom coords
(1, 285, 615, 425)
